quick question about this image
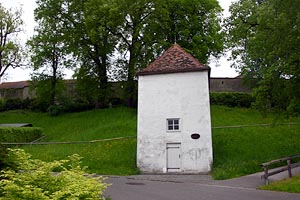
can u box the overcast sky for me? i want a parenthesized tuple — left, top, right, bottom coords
(0, 0, 238, 82)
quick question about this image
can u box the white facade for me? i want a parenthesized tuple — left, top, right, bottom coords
(137, 71, 213, 174)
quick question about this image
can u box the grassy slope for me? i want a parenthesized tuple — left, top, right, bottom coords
(211, 106, 300, 179)
(259, 174, 300, 193)
(0, 107, 137, 141)
(0, 107, 138, 175)
(1, 106, 300, 178)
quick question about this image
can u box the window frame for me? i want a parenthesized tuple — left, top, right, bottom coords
(166, 118, 181, 132)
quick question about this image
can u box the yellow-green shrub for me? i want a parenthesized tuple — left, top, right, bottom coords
(0, 149, 109, 199)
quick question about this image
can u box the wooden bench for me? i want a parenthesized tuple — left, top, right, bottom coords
(261, 155, 300, 185)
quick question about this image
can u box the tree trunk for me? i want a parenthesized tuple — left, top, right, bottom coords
(93, 42, 109, 108)
(50, 51, 58, 106)
(126, 45, 137, 108)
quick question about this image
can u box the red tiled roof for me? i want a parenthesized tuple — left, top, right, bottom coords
(0, 81, 30, 89)
(138, 44, 209, 76)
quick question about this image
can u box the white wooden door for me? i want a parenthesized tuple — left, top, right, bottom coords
(167, 143, 181, 172)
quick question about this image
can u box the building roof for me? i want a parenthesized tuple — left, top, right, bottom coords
(0, 79, 78, 90)
(0, 81, 30, 89)
(138, 44, 210, 76)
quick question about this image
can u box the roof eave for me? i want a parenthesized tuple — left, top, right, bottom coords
(137, 66, 210, 76)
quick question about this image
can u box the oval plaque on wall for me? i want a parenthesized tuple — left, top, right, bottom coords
(191, 133, 200, 139)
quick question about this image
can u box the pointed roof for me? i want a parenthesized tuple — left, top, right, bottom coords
(138, 44, 210, 76)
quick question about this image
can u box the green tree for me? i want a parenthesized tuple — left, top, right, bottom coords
(111, 0, 223, 107)
(28, 0, 71, 106)
(153, 0, 224, 63)
(44, 0, 116, 108)
(105, 0, 156, 107)
(226, 0, 300, 115)
(28, 0, 224, 108)
(225, 0, 263, 86)
(74, 0, 117, 108)
(0, 4, 24, 79)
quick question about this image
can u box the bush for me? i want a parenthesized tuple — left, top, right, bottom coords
(0, 149, 109, 199)
(287, 99, 300, 117)
(0, 98, 32, 111)
(3, 99, 23, 110)
(22, 98, 32, 109)
(210, 92, 254, 108)
(47, 105, 64, 116)
(63, 101, 94, 113)
(0, 99, 5, 111)
(108, 97, 124, 107)
(0, 98, 33, 112)
(29, 99, 50, 112)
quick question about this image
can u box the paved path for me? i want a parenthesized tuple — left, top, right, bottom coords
(104, 167, 300, 200)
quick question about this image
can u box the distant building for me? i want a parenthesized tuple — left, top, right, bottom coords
(137, 44, 213, 174)
(0, 81, 31, 99)
(209, 76, 251, 93)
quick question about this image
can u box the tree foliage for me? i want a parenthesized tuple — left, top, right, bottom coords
(28, 0, 73, 106)
(105, 0, 224, 106)
(0, 149, 108, 199)
(107, 0, 157, 107)
(29, 0, 224, 108)
(74, 0, 117, 107)
(153, 0, 224, 63)
(30, 75, 66, 108)
(37, 0, 117, 108)
(226, 0, 300, 115)
(0, 4, 24, 79)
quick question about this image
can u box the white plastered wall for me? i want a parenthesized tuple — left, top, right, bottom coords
(137, 71, 213, 173)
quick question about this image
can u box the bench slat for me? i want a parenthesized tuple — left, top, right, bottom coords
(261, 155, 300, 167)
(267, 166, 288, 176)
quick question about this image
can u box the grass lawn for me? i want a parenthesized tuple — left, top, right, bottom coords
(1, 105, 300, 179)
(0, 107, 138, 175)
(211, 106, 300, 179)
(23, 139, 139, 175)
(0, 107, 137, 141)
(259, 174, 300, 193)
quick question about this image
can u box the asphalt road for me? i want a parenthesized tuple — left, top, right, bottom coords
(104, 176, 300, 200)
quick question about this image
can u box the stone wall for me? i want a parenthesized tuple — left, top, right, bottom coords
(210, 77, 251, 93)
(0, 77, 252, 100)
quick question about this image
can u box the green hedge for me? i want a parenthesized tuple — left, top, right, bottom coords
(0, 127, 42, 170)
(0, 127, 43, 143)
(0, 98, 32, 112)
(210, 92, 254, 108)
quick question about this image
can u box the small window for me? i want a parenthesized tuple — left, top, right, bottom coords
(167, 118, 180, 131)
